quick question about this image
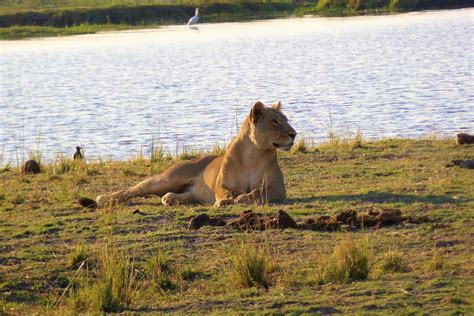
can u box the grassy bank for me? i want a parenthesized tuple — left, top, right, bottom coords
(1, 138, 473, 314)
(1, 0, 473, 40)
(0, 23, 148, 40)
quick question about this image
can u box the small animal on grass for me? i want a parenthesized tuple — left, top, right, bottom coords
(456, 133, 474, 145)
(73, 146, 83, 160)
(21, 160, 40, 174)
(96, 101, 297, 208)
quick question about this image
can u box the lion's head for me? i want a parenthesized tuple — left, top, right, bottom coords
(248, 101, 297, 151)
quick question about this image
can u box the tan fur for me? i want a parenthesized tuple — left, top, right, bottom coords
(96, 101, 297, 207)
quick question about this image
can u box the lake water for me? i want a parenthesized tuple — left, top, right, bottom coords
(1, 9, 473, 164)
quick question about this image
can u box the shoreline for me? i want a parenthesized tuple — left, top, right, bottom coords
(1, 5, 473, 40)
(0, 135, 462, 170)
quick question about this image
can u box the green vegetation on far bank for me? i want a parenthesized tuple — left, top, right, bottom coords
(1, 138, 473, 314)
(0, 23, 150, 40)
(1, 0, 473, 40)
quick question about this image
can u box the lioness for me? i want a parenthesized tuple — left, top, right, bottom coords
(96, 101, 296, 207)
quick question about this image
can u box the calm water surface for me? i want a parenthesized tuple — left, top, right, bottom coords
(1, 9, 473, 163)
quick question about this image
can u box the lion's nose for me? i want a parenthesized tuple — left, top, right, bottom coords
(289, 132, 297, 140)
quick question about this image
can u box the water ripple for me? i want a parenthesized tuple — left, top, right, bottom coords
(1, 9, 473, 163)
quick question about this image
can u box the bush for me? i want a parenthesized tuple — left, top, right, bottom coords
(68, 244, 136, 313)
(317, 235, 373, 284)
(145, 250, 177, 293)
(380, 250, 409, 273)
(232, 243, 273, 288)
(67, 245, 90, 268)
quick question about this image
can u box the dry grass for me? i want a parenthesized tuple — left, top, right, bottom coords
(379, 250, 409, 273)
(231, 241, 274, 289)
(425, 247, 446, 272)
(67, 245, 91, 269)
(68, 243, 137, 313)
(291, 139, 309, 154)
(317, 235, 373, 284)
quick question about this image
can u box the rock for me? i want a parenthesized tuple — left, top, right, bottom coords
(21, 160, 40, 174)
(188, 213, 212, 230)
(452, 159, 474, 169)
(76, 197, 97, 209)
(209, 216, 226, 227)
(456, 133, 474, 145)
(276, 210, 298, 229)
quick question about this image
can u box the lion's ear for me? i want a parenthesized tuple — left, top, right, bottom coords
(251, 101, 266, 123)
(272, 101, 282, 111)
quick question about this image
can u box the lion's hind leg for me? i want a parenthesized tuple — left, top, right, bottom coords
(96, 175, 190, 208)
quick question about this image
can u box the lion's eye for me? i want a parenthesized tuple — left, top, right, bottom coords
(271, 119, 280, 125)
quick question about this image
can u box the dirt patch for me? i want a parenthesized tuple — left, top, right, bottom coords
(189, 209, 430, 232)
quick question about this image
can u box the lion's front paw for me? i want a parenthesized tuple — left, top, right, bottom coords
(96, 195, 108, 208)
(162, 192, 179, 206)
(214, 198, 234, 208)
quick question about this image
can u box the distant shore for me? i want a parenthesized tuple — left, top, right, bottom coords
(1, 1, 473, 40)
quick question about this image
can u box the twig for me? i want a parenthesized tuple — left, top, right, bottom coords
(54, 260, 85, 307)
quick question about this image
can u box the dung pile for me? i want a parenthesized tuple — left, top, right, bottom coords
(301, 209, 403, 231)
(230, 210, 298, 231)
(189, 208, 425, 232)
(188, 213, 226, 230)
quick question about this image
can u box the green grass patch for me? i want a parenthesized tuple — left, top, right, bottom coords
(0, 24, 142, 40)
(0, 139, 473, 314)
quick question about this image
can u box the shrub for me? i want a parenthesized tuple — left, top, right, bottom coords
(317, 235, 373, 284)
(178, 148, 200, 161)
(425, 248, 445, 272)
(68, 244, 136, 312)
(54, 154, 75, 174)
(380, 250, 409, 273)
(145, 250, 176, 293)
(68, 245, 90, 268)
(291, 139, 309, 154)
(232, 243, 273, 288)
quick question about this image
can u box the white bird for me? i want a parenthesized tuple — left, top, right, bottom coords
(187, 8, 199, 26)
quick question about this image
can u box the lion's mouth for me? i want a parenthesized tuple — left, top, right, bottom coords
(272, 142, 294, 151)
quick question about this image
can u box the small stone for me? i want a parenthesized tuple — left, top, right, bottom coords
(452, 159, 474, 169)
(21, 160, 40, 174)
(76, 197, 97, 209)
(189, 213, 211, 230)
(377, 209, 402, 226)
(456, 133, 474, 145)
(276, 210, 298, 229)
(209, 217, 226, 227)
